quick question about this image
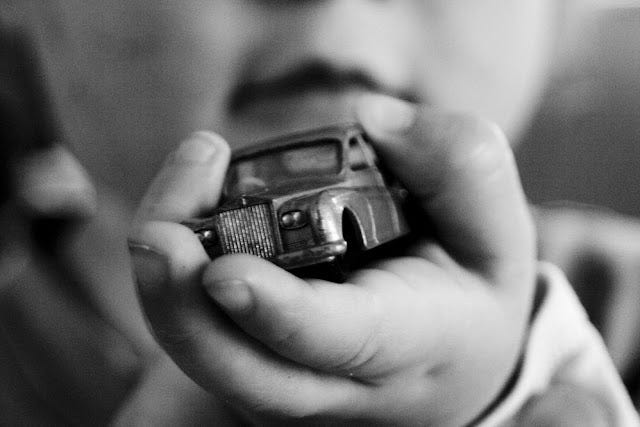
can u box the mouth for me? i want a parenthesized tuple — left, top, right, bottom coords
(229, 61, 417, 113)
(224, 61, 418, 143)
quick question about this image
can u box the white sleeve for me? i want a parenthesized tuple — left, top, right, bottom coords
(478, 262, 639, 427)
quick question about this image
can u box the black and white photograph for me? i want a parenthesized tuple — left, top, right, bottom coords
(1, 1, 640, 425)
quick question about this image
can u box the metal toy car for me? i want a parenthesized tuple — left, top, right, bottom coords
(184, 123, 410, 277)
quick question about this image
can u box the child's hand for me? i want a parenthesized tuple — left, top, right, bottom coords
(129, 94, 536, 425)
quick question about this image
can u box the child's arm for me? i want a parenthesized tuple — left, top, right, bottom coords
(128, 95, 634, 425)
(481, 263, 638, 426)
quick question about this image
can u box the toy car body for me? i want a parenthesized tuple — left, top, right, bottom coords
(184, 123, 410, 271)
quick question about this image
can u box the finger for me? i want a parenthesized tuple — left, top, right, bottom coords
(202, 250, 516, 378)
(133, 131, 230, 226)
(202, 254, 404, 375)
(130, 222, 365, 419)
(201, 246, 523, 425)
(356, 94, 536, 284)
(0, 257, 142, 425)
(128, 131, 230, 352)
(130, 132, 365, 417)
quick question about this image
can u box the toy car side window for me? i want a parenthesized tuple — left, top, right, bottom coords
(349, 137, 370, 170)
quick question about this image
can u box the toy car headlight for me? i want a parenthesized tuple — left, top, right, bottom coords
(280, 210, 307, 229)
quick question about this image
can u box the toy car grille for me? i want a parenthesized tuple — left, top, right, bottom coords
(216, 204, 277, 259)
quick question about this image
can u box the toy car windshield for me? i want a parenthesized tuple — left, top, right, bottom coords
(225, 138, 342, 198)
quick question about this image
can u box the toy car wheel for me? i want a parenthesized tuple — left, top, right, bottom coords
(293, 256, 349, 283)
(325, 255, 350, 283)
(324, 218, 360, 282)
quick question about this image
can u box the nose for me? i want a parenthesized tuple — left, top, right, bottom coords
(248, 0, 420, 95)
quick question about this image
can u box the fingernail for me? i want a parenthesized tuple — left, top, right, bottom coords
(175, 132, 218, 163)
(128, 242, 170, 296)
(204, 279, 254, 314)
(357, 94, 417, 136)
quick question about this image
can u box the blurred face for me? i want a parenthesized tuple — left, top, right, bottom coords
(30, 0, 555, 202)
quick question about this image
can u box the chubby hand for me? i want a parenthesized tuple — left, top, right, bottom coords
(129, 94, 536, 425)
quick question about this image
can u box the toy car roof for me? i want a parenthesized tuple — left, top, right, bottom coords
(231, 122, 364, 161)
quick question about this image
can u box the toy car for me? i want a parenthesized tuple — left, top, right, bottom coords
(183, 123, 410, 278)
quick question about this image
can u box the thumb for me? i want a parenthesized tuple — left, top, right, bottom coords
(356, 94, 535, 287)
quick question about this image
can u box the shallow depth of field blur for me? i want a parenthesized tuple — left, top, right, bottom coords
(518, 1, 640, 216)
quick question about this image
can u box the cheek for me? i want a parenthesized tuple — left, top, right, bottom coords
(415, 1, 554, 141)
(33, 0, 253, 201)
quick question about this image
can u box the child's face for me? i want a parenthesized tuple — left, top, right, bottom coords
(31, 0, 555, 201)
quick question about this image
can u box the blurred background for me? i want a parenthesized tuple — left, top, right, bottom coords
(518, 1, 640, 216)
(2, 1, 638, 216)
